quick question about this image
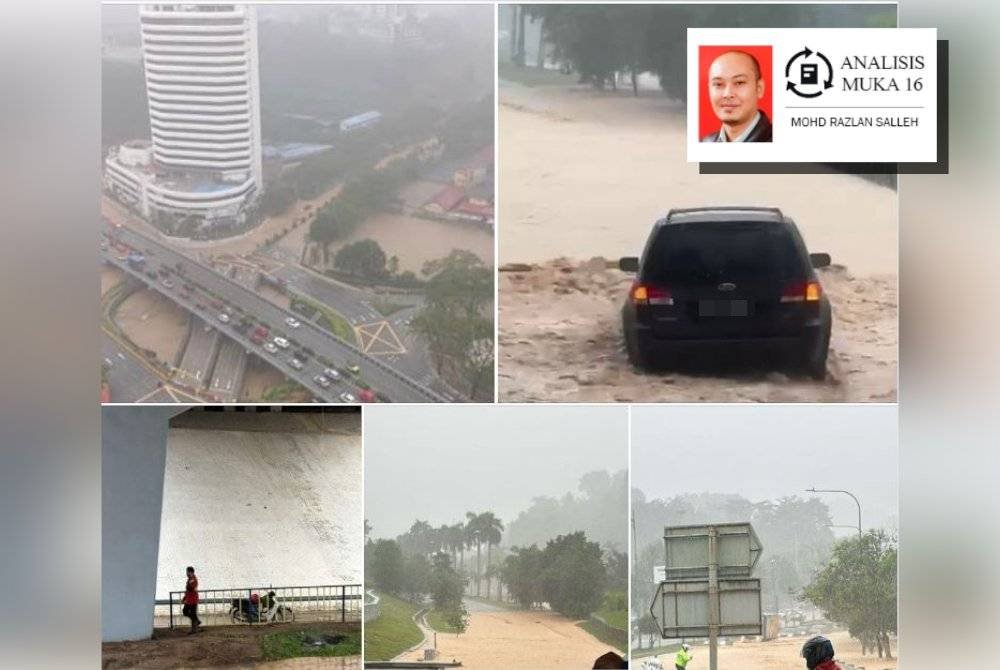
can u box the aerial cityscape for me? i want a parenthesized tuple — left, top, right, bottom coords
(101, 4, 495, 403)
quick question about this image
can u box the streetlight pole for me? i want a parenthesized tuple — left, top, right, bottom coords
(806, 488, 862, 537)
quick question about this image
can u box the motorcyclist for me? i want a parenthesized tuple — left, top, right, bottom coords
(801, 635, 844, 670)
(675, 643, 693, 670)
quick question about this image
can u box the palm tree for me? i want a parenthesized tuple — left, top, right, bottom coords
(479, 512, 505, 598)
(465, 512, 484, 596)
(448, 523, 465, 567)
(484, 562, 501, 600)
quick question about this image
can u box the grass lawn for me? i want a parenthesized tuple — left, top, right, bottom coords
(425, 609, 462, 634)
(579, 590, 628, 653)
(499, 62, 578, 87)
(290, 292, 357, 345)
(596, 591, 628, 631)
(579, 619, 628, 654)
(363, 593, 424, 662)
(261, 629, 361, 660)
(631, 642, 683, 660)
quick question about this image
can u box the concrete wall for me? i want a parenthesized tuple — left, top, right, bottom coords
(156, 412, 362, 597)
(101, 406, 181, 642)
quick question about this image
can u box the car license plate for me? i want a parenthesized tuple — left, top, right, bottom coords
(698, 299, 749, 317)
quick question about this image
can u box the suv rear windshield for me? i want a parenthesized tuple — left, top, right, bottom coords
(642, 221, 806, 285)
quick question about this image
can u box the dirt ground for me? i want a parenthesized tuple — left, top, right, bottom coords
(115, 288, 190, 366)
(102, 624, 359, 670)
(639, 630, 897, 670)
(498, 259, 896, 403)
(497, 82, 897, 402)
(399, 608, 614, 670)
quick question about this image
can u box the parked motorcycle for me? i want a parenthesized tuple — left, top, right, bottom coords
(229, 590, 295, 624)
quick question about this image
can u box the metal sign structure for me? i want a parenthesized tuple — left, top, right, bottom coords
(662, 523, 762, 580)
(650, 578, 762, 638)
(650, 523, 764, 670)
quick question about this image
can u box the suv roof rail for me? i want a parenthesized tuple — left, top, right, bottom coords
(666, 205, 783, 218)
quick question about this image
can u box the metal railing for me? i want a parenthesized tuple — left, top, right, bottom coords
(157, 583, 363, 629)
(364, 589, 381, 623)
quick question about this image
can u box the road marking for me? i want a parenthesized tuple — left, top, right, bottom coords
(355, 321, 407, 356)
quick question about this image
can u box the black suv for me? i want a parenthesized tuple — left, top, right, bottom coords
(619, 207, 832, 379)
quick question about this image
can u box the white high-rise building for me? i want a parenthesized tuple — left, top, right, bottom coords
(104, 3, 263, 230)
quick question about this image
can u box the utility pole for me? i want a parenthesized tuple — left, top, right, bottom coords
(707, 526, 719, 670)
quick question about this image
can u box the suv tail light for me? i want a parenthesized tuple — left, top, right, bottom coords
(630, 282, 673, 306)
(781, 281, 821, 303)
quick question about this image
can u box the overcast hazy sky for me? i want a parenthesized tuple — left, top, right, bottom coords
(365, 405, 628, 538)
(632, 405, 898, 535)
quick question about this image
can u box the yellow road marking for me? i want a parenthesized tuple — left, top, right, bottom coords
(355, 320, 407, 355)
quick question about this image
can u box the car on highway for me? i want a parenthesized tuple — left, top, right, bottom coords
(249, 325, 270, 345)
(339, 391, 356, 403)
(217, 312, 231, 324)
(323, 367, 341, 381)
(313, 375, 331, 388)
(619, 207, 832, 379)
(285, 317, 301, 329)
(263, 342, 279, 354)
(289, 357, 304, 370)
(273, 337, 290, 349)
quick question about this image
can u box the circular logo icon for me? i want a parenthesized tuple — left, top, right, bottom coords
(785, 47, 833, 98)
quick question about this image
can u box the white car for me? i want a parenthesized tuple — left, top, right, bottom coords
(346, 363, 360, 375)
(273, 336, 290, 349)
(339, 391, 356, 403)
(217, 313, 230, 324)
(263, 342, 278, 354)
(313, 374, 331, 388)
(285, 317, 301, 329)
(162, 278, 174, 289)
(323, 367, 341, 381)
(289, 357, 304, 370)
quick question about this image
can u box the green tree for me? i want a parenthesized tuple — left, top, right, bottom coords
(502, 545, 546, 609)
(366, 539, 405, 595)
(540, 531, 606, 619)
(334, 239, 388, 278)
(802, 529, 897, 660)
(410, 250, 494, 401)
(402, 552, 432, 602)
(430, 552, 468, 632)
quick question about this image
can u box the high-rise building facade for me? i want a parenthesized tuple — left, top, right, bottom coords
(104, 3, 263, 230)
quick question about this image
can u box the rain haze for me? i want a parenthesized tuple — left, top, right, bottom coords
(365, 404, 628, 539)
(632, 405, 898, 535)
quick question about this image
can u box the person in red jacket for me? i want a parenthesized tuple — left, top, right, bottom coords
(182, 566, 202, 634)
(801, 635, 844, 670)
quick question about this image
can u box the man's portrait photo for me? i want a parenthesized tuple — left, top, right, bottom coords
(698, 45, 773, 143)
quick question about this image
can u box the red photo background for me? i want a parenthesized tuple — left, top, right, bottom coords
(697, 45, 773, 138)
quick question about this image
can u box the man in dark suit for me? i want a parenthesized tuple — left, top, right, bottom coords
(700, 50, 772, 142)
